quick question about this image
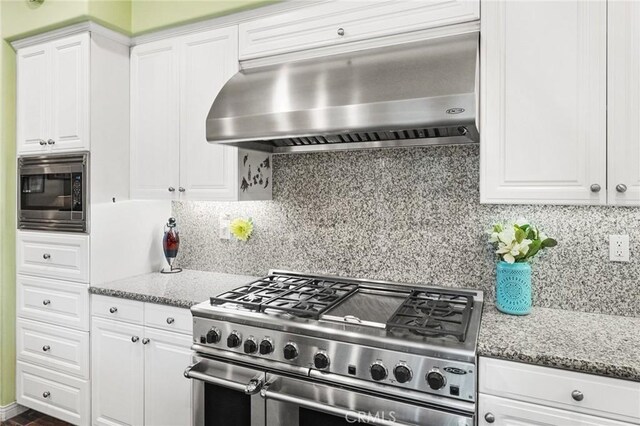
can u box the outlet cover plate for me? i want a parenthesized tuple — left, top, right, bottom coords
(609, 235, 630, 262)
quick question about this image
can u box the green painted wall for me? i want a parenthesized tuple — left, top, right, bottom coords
(131, 0, 276, 35)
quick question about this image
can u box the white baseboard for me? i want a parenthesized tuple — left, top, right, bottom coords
(0, 402, 28, 421)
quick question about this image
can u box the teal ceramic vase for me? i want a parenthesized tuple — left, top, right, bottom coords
(495, 261, 532, 315)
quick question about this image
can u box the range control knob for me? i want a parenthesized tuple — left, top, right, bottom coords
(314, 352, 330, 369)
(259, 339, 273, 355)
(227, 332, 242, 348)
(206, 328, 221, 344)
(244, 338, 257, 354)
(370, 362, 388, 381)
(426, 370, 446, 390)
(394, 364, 413, 383)
(283, 343, 298, 360)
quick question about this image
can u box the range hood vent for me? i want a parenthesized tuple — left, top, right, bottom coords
(206, 32, 479, 154)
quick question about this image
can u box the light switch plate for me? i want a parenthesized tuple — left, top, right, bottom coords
(609, 235, 630, 262)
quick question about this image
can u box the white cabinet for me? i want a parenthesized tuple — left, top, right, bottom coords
(17, 231, 89, 283)
(607, 1, 640, 205)
(17, 33, 89, 154)
(238, 0, 480, 60)
(91, 298, 193, 426)
(480, 0, 607, 205)
(131, 26, 270, 201)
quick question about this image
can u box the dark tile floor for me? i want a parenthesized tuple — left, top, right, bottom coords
(1, 409, 71, 426)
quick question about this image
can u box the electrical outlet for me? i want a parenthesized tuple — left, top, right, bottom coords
(609, 235, 630, 262)
(219, 214, 231, 240)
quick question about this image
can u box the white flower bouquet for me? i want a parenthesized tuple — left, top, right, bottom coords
(489, 219, 557, 264)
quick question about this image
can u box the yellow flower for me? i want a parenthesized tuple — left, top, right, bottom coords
(229, 218, 254, 241)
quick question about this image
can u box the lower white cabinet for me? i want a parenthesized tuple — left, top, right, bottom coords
(91, 298, 193, 426)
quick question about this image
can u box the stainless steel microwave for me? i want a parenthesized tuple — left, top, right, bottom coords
(18, 153, 87, 232)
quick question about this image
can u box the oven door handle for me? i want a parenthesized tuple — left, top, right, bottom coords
(259, 380, 412, 426)
(184, 363, 264, 395)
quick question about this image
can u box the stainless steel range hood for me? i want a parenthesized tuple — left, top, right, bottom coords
(206, 32, 479, 154)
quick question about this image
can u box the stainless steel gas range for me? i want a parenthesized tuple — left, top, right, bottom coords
(185, 271, 483, 426)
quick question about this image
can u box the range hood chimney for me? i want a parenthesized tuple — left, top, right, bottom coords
(206, 32, 479, 154)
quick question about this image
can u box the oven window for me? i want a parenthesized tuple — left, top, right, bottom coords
(204, 383, 251, 426)
(299, 408, 350, 426)
(21, 173, 81, 212)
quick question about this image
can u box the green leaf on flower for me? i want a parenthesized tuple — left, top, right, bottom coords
(541, 238, 557, 248)
(515, 228, 525, 243)
(525, 240, 542, 260)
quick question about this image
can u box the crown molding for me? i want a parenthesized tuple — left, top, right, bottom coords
(11, 21, 131, 50)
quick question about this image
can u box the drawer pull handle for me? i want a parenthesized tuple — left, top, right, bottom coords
(47, 139, 56, 145)
(109, 307, 118, 314)
(616, 183, 628, 193)
(131, 336, 139, 343)
(571, 390, 584, 401)
(484, 413, 495, 423)
(142, 338, 150, 345)
(39, 139, 47, 146)
(42, 299, 51, 306)
(337, 27, 345, 36)
(42, 253, 51, 260)
(166, 317, 175, 324)
(42, 345, 51, 352)
(42, 391, 50, 398)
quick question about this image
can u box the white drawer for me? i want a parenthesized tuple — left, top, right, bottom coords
(17, 361, 90, 426)
(479, 357, 640, 424)
(91, 294, 144, 324)
(144, 303, 192, 334)
(239, 0, 479, 60)
(17, 318, 89, 379)
(17, 231, 89, 283)
(17, 275, 89, 331)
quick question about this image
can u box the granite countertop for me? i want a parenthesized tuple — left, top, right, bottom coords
(89, 269, 260, 309)
(479, 304, 640, 382)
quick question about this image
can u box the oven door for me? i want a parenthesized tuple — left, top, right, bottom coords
(261, 374, 474, 426)
(185, 357, 266, 426)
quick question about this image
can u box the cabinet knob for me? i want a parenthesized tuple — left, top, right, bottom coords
(47, 139, 55, 145)
(142, 338, 150, 345)
(38, 139, 47, 146)
(42, 253, 51, 260)
(131, 336, 139, 343)
(166, 317, 175, 324)
(337, 27, 345, 36)
(42, 299, 51, 306)
(109, 307, 118, 314)
(168, 186, 176, 192)
(484, 412, 495, 423)
(178, 187, 185, 193)
(590, 184, 601, 193)
(616, 183, 627, 193)
(571, 390, 584, 401)
(42, 391, 50, 398)
(42, 345, 51, 352)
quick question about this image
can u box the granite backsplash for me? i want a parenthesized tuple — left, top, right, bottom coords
(173, 145, 640, 317)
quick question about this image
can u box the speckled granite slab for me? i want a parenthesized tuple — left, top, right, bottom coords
(89, 270, 260, 309)
(479, 305, 640, 382)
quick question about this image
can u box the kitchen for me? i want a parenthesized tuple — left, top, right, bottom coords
(0, 0, 639, 425)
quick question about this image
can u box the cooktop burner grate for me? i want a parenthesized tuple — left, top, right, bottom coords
(210, 274, 358, 319)
(385, 289, 474, 342)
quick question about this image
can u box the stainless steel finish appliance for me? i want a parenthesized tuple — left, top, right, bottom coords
(186, 271, 483, 425)
(206, 32, 479, 153)
(18, 153, 87, 232)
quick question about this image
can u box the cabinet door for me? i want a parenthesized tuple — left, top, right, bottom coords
(178, 27, 239, 201)
(49, 33, 90, 152)
(17, 44, 49, 155)
(143, 328, 193, 426)
(608, 2, 640, 205)
(130, 40, 180, 200)
(480, 0, 607, 205)
(479, 394, 635, 426)
(91, 318, 144, 426)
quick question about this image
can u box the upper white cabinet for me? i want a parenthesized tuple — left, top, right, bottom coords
(17, 33, 90, 154)
(238, 0, 480, 60)
(607, 1, 640, 206)
(480, 0, 607, 205)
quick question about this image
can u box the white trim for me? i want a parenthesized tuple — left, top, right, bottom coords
(131, 0, 327, 45)
(0, 402, 28, 421)
(11, 22, 130, 50)
(240, 20, 481, 69)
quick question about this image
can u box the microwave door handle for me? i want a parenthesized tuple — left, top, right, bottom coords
(259, 380, 412, 426)
(184, 363, 263, 395)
